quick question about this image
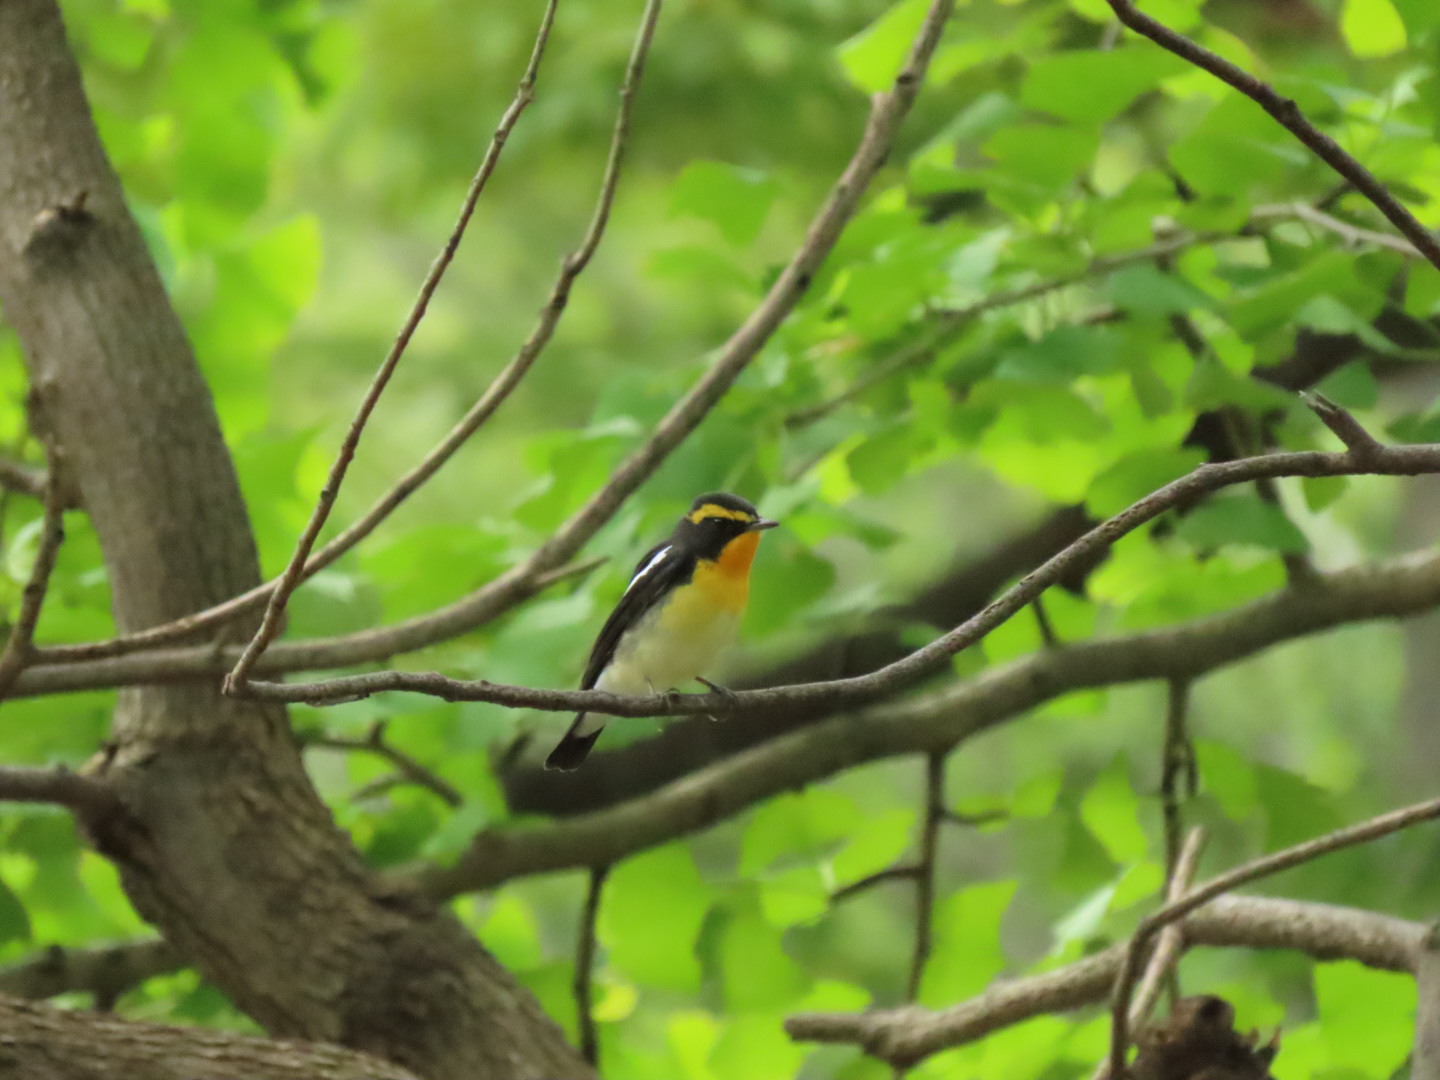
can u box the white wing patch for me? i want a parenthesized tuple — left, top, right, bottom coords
(627, 545, 672, 593)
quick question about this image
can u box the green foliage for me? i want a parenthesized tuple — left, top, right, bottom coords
(6, 0, 1440, 1071)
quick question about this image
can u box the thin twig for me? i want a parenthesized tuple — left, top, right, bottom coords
(832, 864, 924, 901)
(1261, 201, 1421, 257)
(231, 412, 1440, 711)
(906, 751, 947, 1003)
(787, 893, 1423, 1067)
(1106, 792, 1440, 1078)
(0, 457, 46, 500)
(305, 721, 462, 807)
(575, 865, 609, 1069)
(217, 0, 956, 704)
(1098, 827, 1205, 1080)
(1304, 390, 1384, 459)
(411, 548, 1440, 896)
(1159, 678, 1194, 880)
(1104, 0, 1440, 274)
(222, 0, 566, 692)
(0, 457, 66, 699)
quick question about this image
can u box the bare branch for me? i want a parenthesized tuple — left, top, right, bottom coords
(414, 548, 1440, 895)
(906, 752, 946, 1003)
(1107, 792, 1440, 1075)
(574, 865, 609, 1069)
(0, 939, 183, 1003)
(1104, 0, 1440, 273)
(0, 765, 117, 819)
(0, 457, 66, 699)
(0, 456, 47, 500)
(832, 865, 924, 902)
(1100, 827, 1205, 1080)
(232, 438, 1440, 711)
(304, 722, 462, 807)
(1256, 201, 1422, 257)
(1303, 391, 1384, 459)
(17, 555, 604, 696)
(1415, 923, 1440, 1080)
(0, 994, 421, 1080)
(786, 894, 1423, 1067)
(1159, 679, 1194, 880)
(222, 0, 568, 691)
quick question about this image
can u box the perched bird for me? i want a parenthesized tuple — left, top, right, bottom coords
(546, 492, 777, 770)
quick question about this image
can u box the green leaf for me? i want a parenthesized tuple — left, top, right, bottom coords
(1195, 739, 1259, 821)
(830, 808, 917, 886)
(919, 880, 1015, 1006)
(758, 865, 829, 928)
(1315, 962, 1414, 1072)
(1173, 494, 1310, 555)
(710, 1014, 807, 1080)
(669, 161, 780, 247)
(1301, 474, 1348, 512)
(1021, 48, 1187, 125)
(1104, 264, 1215, 317)
(599, 844, 710, 992)
(1079, 754, 1148, 865)
(1341, 0, 1407, 57)
(838, 0, 930, 93)
(718, 900, 809, 1010)
(739, 789, 859, 876)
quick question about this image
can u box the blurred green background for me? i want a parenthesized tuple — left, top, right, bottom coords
(2, 0, 1440, 1074)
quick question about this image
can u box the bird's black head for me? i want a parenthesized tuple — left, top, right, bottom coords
(672, 492, 778, 560)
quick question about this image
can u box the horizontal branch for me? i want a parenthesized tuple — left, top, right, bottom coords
(417, 547, 1440, 894)
(0, 765, 117, 819)
(785, 894, 1424, 1067)
(236, 437, 1440, 710)
(0, 994, 420, 1080)
(0, 938, 183, 1002)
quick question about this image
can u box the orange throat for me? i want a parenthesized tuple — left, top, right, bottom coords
(694, 531, 762, 612)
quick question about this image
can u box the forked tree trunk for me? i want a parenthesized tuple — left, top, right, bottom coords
(0, 2, 588, 1077)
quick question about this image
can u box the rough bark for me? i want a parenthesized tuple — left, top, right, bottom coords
(0, 995, 420, 1080)
(0, 3, 587, 1077)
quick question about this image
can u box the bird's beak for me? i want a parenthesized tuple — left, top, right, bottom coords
(749, 517, 779, 531)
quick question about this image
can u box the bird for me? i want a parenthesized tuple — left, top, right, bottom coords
(545, 492, 778, 770)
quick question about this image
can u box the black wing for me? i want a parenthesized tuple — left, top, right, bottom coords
(580, 542, 692, 689)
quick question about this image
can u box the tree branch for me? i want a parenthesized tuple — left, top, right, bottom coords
(304, 722, 462, 807)
(0, 993, 421, 1080)
(1099, 827, 1205, 1080)
(785, 894, 1424, 1067)
(222, 0, 567, 690)
(0, 454, 66, 699)
(1106, 791, 1440, 1076)
(574, 865, 609, 1069)
(1104, 0, 1440, 274)
(0, 765, 117, 819)
(0, 457, 48, 500)
(0, 939, 183, 1005)
(235, 433, 1440, 712)
(414, 547, 1440, 895)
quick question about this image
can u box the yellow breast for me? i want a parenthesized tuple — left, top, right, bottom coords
(691, 531, 760, 613)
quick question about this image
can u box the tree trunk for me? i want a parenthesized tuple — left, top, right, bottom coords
(0, 3, 588, 1077)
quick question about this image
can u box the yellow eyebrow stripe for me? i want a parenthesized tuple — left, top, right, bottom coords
(688, 504, 752, 524)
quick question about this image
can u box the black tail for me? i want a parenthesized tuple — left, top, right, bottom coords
(545, 714, 603, 771)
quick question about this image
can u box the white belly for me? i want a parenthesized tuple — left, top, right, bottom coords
(596, 588, 739, 695)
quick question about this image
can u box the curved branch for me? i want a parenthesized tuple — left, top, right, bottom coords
(1104, 0, 1440, 273)
(0, 455, 67, 699)
(224, 0, 570, 688)
(1107, 790, 1440, 1075)
(237, 436, 1440, 711)
(0, 994, 420, 1080)
(784, 894, 1423, 1067)
(415, 547, 1440, 895)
